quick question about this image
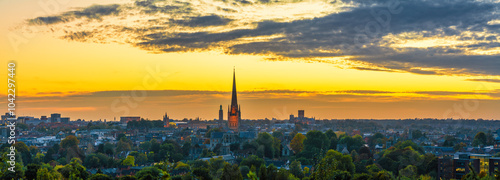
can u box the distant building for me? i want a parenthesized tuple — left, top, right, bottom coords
(60, 117, 70, 123)
(210, 132, 237, 155)
(40, 116, 47, 121)
(163, 113, 169, 128)
(50, 113, 61, 123)
(298, 110, 304, 119)
(1, 113, 14, 124)
(120, 116, 140, 124)
(438, 153, 500, 179)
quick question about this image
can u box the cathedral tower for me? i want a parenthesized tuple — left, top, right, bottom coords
(228, 68, 240, 131)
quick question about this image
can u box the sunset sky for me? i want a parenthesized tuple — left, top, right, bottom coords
(1, 0, 500, 121)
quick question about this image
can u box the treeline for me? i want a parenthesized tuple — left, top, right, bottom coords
(1, 130, 496, 179)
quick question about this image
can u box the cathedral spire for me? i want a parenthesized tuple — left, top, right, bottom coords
(231, 68, 237, 107)
(228, 67, 240, 132)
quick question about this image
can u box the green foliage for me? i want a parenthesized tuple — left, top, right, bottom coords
(295, 131, 330, 163)
(117, 138, 132, 153)
(151, 140, 184, 162)
(57, 158, 90, 180)
(256, 132, 275, 159)
(193, 167, 212, 180)
(338, 134, 365, 152)
(442, 135, 456, 147)
(366, 164, 382, 174)
(290, 133, 306, 154)
(240, 166, 250, 179)
(266, 164, 278, 180)
(247, 171, 258, 180)
(136, 166, 169, 180)
(273, 130, 284, 139)
(202, 148, 216, 158)
(273, 137, 281, 158)
(122, 155, 136, 167)
(61, 135, 79, 148)
(303, 130, 330, 153)
(221, 163, 243, 180)
(44, 147, 56, 163)
(353, 173, 372, 180)
(275, 169, 293, 180)
(367, 133, 386, 149)
(259, 165, 267, 180)
(25, 163, 41, 180)
(14, 141, 32, 165)
(84, 153, 113, 168)
(455, 142, 467, 151)
(240, 155, 265, 170)
(412, 130, 423, 139)
(209, 157, 226, 179)
(399, 165, 417, 178)
(118, 175, 138, 180)
(96, 143, 114, 156)
(182, 142, 192, 156)
(89, 173, 113, 180)
(326, 129, 338, 150)
(174, 161, 191, 171)
(372, 170, 394, 180)
(394, 140, 424, 154)
(37, 167, 62, 180)
(463, 164, 480, 180)
(1, 162, 24, 180)
(311, 150, 355, 179)
(290, 160, 304, 179)
(33, 152, 44, 164)
(191, 159, 210, 169)
(474, 132, 487, 146)
(140, 141, 152, 152)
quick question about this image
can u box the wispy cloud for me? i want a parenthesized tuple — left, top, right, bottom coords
(4, 89, 500, 120)
(467, 78, 500, 83)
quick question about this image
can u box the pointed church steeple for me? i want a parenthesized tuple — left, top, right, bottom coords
(228, 67, 240, 132)
(231, 67, 237, 107)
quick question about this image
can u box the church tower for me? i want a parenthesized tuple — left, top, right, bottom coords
(219, 105, 224, 128)
(163, 113, 169, 128)
(228, 68, 240, 131)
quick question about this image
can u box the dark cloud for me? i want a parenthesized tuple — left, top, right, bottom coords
(28, 16, 67, 25)
(357, 53, 500, 75)
(68, 4, 121, 19)
(414, 91, 487, 96)
(134, 0, 192, 14)
(27, 4, 121, 25)
(467, 79, 500, 83)
(26, 0, 500, 76)
(63, 31, 94, 41)
(351, 67, 395, 72)
(172, 15, 233, 27)
(336, 90, 394, 94)
(69, 90, 227, 98)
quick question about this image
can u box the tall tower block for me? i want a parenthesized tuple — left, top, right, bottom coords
(228, 68, 240, 131)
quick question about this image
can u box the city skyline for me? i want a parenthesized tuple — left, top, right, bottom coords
(1, 0, 500, 121)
